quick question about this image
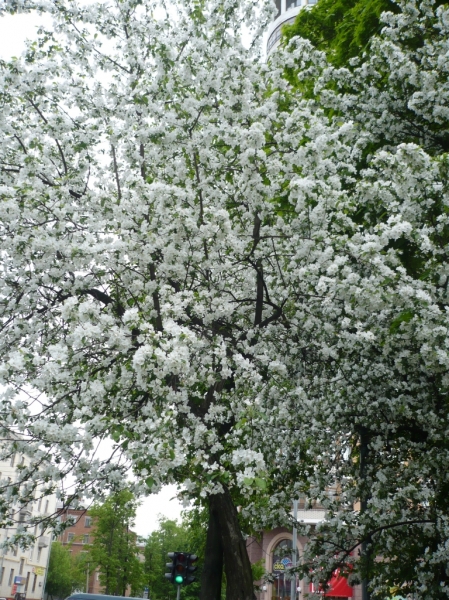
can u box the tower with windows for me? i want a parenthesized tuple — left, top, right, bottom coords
(267, 0, 318, 55)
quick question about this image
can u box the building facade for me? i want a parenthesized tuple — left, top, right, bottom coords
(0, 456, 56, 600)
(247, 498, 362, 600)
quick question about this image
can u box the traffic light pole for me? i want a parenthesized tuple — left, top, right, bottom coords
(176, 585, 181, 600)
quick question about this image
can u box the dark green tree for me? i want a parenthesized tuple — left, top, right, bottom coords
(283, 0, 397, 66)
(45, 542, 87, 600)
(143, 514, 203, 600)
(88, 491, 144, 596)
(283, 0, 448, 67)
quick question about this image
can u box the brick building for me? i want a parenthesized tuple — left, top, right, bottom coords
(57, 505, 144, 596)
(56, 505, 102, 594)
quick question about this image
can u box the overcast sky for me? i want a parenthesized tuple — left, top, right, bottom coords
(0, 10, 185, 537)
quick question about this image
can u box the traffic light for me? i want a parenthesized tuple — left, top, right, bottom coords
(185, 554, 198, 585)
(165, 552, 175, 583)
(165, 552, 198, 586)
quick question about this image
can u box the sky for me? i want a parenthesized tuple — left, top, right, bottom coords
(0, 10, 185, 536)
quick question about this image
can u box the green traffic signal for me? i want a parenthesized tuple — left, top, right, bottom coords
(165, 551, 198, 586)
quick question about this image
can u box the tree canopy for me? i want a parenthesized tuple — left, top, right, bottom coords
(88, 491, 144, 596)
(283, 0, 398, 65)
(45, 541, 87, 600)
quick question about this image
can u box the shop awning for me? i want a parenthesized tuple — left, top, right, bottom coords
(310, 569, 353, 598)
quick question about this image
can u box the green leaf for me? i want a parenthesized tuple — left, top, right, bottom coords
(255, 477, 267, 490)
(389, 310, 414, 334)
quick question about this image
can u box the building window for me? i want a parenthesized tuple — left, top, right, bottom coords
(286, 0, 301, 9)
(8, 569, 14, 586)
(32, 574, 38, 592)
(44, 500, 49, 514)
(0, 566, 5, 584)
(25, 571, 30, 591)
(10, 454, 15, 467)
(37, 498, 42, 512)
(37, 547, 42, 562)
(67, 533, 75, 542)
(19, 510, 28, 523)
(29, 546, 34, 560)
(85, 516, 92, 528)
(13, 546, 18, 557)
(19, 558, 25, 575)
(83, 535, 89, 544)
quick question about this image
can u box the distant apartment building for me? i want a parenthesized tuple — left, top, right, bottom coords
(0, 455, 56, 600)
(56, 506, 101, 595)
(56, 505, 144, 596)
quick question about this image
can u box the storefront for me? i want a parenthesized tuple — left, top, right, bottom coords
(270, 538, 354, 600)
(271, 539, 294, 600)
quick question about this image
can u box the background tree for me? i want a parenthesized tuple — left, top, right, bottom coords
(283, 0, 398, 66)
(143, 513, 203, 600)
(45, 542, 87, 600)
(88, 491, 144, 596)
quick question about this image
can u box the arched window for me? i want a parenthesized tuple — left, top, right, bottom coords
(271, 539, 293, 600)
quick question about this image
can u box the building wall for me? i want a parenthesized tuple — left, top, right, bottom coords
(0, 456, 57, 600)
(247, 521, 362, 600)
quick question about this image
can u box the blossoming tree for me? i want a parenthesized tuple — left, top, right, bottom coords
(0, 0, 448, 598)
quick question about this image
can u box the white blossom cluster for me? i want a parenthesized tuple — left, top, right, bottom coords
(0, 0, 448, 596)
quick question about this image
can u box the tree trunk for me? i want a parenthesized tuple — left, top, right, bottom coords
(215, 487, 256, 600)
(199, 497, 223, 600)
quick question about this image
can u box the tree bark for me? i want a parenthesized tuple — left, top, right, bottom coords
(199, 497, 223, 600)
(215, 487, 256, 600)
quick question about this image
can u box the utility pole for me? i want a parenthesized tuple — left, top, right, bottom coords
(360, 429, 371, 600)
(290, 499, 298, 600)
